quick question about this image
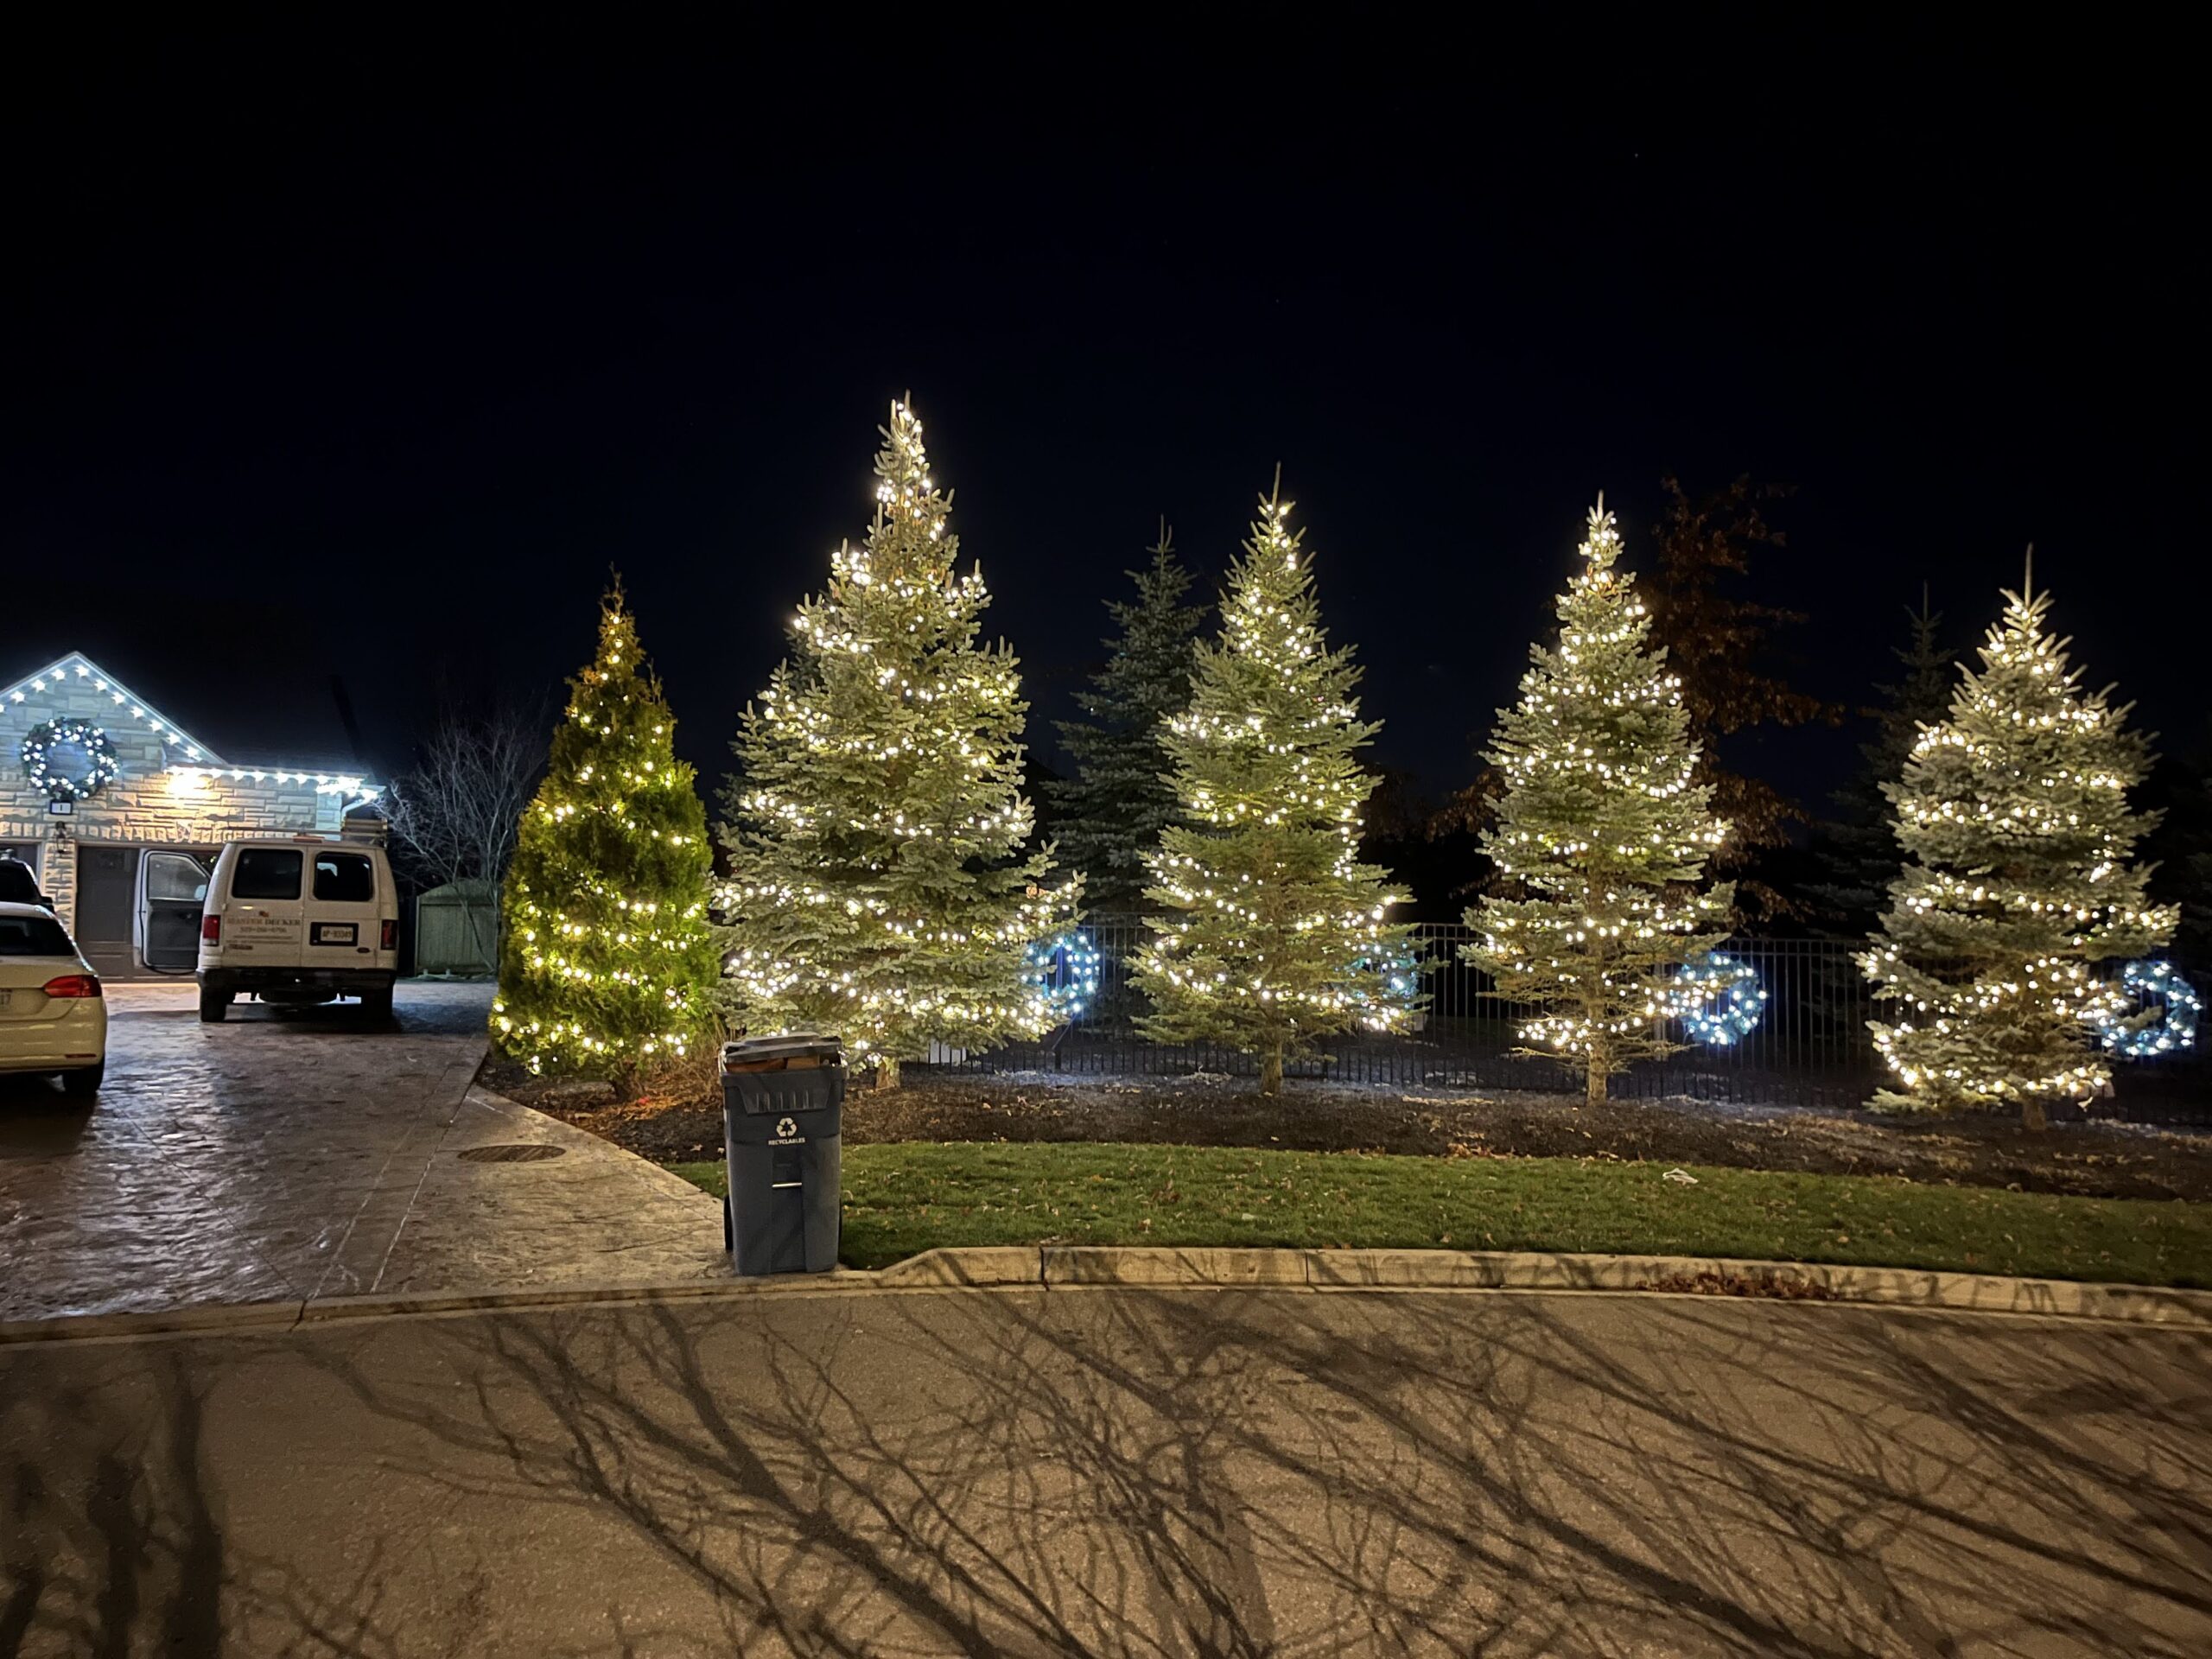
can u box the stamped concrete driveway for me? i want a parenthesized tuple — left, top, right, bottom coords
(0, 981, 725, 1324)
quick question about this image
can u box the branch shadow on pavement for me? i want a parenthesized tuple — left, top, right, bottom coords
(4, 1287, 2210, 1656)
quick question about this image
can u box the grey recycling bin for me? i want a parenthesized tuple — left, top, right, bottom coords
(721, 1033, 845, 1275)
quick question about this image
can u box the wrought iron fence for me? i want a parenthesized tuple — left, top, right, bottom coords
(925, 916, 2209, 1120)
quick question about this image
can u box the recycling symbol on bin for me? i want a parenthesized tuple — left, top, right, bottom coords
(776, 1116, 798, 1139)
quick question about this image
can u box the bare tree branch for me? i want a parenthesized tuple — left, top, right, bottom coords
(386, 701, 545, 964)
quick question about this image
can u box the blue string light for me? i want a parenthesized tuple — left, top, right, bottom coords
(1659, 951, 1767, 1046)
(2100, 959, 2201, 1058)
(1024, 929, 1102, 1021)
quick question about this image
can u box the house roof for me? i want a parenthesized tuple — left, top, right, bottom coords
(0, 652, 380, 798)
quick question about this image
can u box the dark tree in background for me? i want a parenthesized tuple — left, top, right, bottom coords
(2147, 721, 2212, 969)
(1644, 475, 1839, 918)
(1047, 526, 1206, 912)
(386, 696, 544, 965)
(1804, 592, 1955, 937)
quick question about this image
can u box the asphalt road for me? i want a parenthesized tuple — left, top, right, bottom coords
(3, 1285, 2208, 1656)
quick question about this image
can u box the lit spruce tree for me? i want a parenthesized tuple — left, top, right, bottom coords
(1862, 557, 2175, 1129)
(1465, 503, 1735, 1104)
(720, 398, 1072, 1088)
(1133, 481, 1415, 1094)
(1048, 524, 1206, 912)
(492, 588, 718, 1088)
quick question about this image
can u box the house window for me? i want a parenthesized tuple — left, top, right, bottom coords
(313, 852, 375, 903)
(232, 849, 302, 900)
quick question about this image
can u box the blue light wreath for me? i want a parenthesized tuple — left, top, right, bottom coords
(1658, 950, 1768, 1046)
(2098, 959, 2201, 1058)
(1024, 929, 1103, 1022)
(20, 718, 120, 804)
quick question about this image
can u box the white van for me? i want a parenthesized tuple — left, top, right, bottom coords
(197, 836, 399, 1023)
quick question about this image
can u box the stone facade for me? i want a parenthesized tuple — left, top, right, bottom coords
(1, 653, 377, 950)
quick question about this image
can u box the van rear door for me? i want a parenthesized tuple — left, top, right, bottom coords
(308, 847, 383, 969)
(137, 850, 210, 974)
(223, 847, 308, 967)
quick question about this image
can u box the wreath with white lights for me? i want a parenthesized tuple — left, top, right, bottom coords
(19, 719, 121, 804)
(1024, 930, 1103, 1023)
(2098, 959, 2201, 1059)
(1658, 950, 1768, 1046)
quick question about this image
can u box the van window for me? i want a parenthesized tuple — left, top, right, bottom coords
(144, 852, 211, 903)
(0, 913, 73, 956)
(231, 849, 303, 900)
(314, 852, 375, 903)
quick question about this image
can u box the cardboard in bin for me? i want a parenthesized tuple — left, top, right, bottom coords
(723, 1033, 843, 1075)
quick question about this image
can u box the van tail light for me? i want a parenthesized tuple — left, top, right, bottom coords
(42, 974, 102, 999)
(379, 918, 398, 950)
(201, 914, 221, 944)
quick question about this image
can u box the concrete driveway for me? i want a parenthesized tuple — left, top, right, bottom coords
(0, 981, 724, 1324)
(3, 1285, 2207, 1656)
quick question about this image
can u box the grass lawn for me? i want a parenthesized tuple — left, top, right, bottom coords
(669, 1142, 2212, 1287)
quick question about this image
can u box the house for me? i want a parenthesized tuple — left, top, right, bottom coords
(0, 652, 382, 979)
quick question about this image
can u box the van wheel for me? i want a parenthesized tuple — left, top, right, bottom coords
(361, 985, 395, 1022)
(61, 1062, 104, 1098)
(199, 987, 229, 1023)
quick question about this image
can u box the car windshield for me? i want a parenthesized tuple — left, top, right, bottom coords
(0, 860, 40, 903)
(0, 914, 73, 957)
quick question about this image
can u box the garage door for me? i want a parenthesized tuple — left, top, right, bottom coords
(74, 844, 139, 979)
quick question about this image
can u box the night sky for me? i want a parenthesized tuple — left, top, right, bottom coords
(5, 22, 2199, 817)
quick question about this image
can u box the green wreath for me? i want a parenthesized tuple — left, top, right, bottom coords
(20, 718, 121, 804)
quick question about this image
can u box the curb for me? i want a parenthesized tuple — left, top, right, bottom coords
(6, 1248, 2208, 1347)
(879, 1246, 2212, 1327)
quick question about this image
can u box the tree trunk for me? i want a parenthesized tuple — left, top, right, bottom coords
(1586, 1063, 1607, 1106)
(1259, 1043, 1284, 1096)
(877, 1056, 900, 1093)
(2019, 1096, 2049, 1134)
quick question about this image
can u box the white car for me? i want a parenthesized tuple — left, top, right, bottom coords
(0, 900, 106, 1096)
(197, 836, 400, 1022)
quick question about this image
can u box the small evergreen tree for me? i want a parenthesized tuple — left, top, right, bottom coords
(720, 398, 1071, 1087)
(1806, 591, 1955, 935)
(1048, 524, 1206, 912)
(1133, 482, 1415, 1093)
(1863, 560, 2176, 1129)
(1465, 503, 1736, 1104)
(493, 588, 718, 1089)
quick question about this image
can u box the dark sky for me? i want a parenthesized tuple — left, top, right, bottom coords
(4, 22, 2200, 810)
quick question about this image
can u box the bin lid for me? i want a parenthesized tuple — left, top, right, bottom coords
(724, 1032, 843, 1065)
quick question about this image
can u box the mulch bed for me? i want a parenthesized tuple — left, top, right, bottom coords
(481, 1056, 2212, 1205)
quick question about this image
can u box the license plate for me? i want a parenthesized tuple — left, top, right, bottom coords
(312, 923, 359, 946)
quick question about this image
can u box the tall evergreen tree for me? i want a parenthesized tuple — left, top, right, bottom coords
(1133, 482, 1415, 1093)
(720, 398, 1072, 1088)
(1806, 591, 1955, 935)
(1645, 474, 1838, 918)
(493, 587, 718, 1089)
(1047, 525, 1205, 912)
(1863, 560, 2176, 1129)
(1465, 503, 1736, 1104)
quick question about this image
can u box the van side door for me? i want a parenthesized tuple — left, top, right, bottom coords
(137, 850, 211, 974)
